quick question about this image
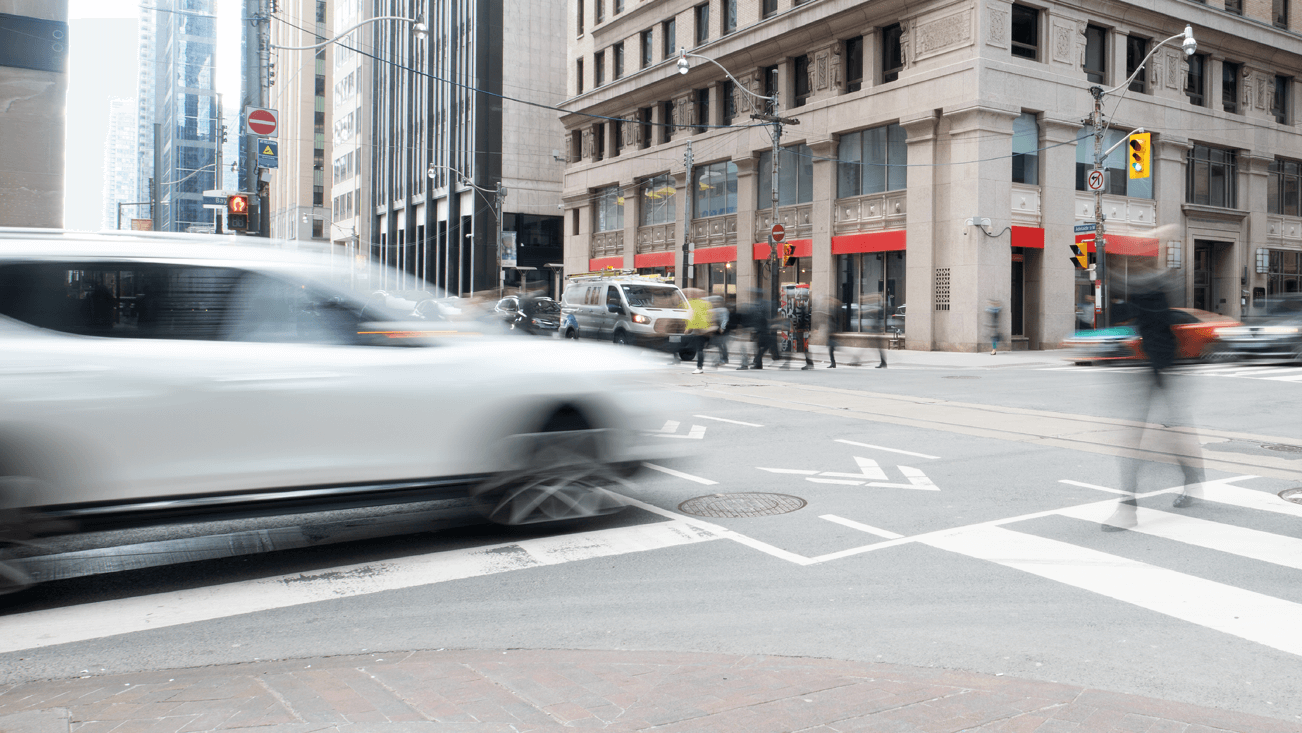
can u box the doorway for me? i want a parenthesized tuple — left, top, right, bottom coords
(1010, 249, 1025, 336)
(1193, 241, 1213, 311)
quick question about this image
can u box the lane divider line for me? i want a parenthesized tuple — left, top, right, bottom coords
(820, 515, 904, 539)
(642, 462, 718, 485)
(693, 415, 764, 427)
(835, 439, 940, 460)
(1059, 479, 1130, 495)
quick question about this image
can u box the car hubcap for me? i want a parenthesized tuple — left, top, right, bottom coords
(471, 429, 627, 525)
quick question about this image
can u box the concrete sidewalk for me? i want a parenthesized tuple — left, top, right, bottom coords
(801, 345, 1070, 370)
(2, 649, 1296, 733)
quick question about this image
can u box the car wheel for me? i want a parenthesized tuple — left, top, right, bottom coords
(0, 474, 44, 596)
(612, 330, 630, 346)
(470, 410, 627, 526)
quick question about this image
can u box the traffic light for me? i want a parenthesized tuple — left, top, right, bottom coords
(781, 242, 796, 267)
(1069, 243, 1088, 269)
(1128, 132, 1151, 179)
(226, 194, 249, 231)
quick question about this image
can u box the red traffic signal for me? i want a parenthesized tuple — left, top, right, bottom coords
(226, 194, 250, 231)
(781, 242, 796, 268)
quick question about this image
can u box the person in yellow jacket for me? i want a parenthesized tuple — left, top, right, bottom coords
(684, 288, 713, 374)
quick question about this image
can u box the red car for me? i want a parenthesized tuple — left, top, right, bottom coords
(1061, 308, 1240, 364)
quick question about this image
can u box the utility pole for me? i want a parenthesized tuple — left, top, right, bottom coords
(681, 139, 693, 288)
(1090, 86, 1109, 328)
(242, 0, 270, 237)
(751, 71, 799, 319)
(496, 181, 507, 297)
(215, 92, 224, 234)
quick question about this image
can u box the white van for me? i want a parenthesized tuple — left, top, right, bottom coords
(561, 271, 691, 350)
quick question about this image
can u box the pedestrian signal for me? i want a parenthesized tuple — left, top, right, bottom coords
(1069, 243, 1088, 269)
(781, 242, 796, 268)
(227, 194, 249, 231)
(1128, 132, 1151, 179)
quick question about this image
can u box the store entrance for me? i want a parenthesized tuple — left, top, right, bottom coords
(1010, 249, 1025, 336)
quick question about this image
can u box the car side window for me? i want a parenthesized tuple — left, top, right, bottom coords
(0, 261, 239, 340)
(606, 286, 621, 309)
(223, 272, 366, 345)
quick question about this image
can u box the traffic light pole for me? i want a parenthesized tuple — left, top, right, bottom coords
(1090, 86, 1109, 328)
(750, 76, 799, 320)
(681, 139, 693, 288)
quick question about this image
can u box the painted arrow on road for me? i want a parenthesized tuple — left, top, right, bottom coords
(654, 420, 707, 439)
(759, 457, 938, 490)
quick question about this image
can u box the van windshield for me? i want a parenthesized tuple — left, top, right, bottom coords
(621, 285, 688, 309)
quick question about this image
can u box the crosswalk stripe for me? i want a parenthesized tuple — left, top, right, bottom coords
(1056, 504, 1302, 571)
(1262, 373, 1302, 382)
(922, 524, 1302, 658)
(1198, 483, 1302, 518)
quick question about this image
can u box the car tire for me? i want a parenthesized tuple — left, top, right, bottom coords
(470, 409, 627, 526)
(0, 474, 44, 596)
(612, 330, 630, 346)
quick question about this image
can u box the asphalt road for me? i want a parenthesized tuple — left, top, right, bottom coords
(3, 352, 1301, 725)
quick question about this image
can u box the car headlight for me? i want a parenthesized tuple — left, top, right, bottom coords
(1214, 327, 1239, 337)
(632, 314, 650, 324)
(1262, 326, 1300, 335)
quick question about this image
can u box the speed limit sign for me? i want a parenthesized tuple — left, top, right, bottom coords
(1087, 169, 1105, 191)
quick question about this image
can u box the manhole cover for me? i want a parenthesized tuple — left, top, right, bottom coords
(1261, 443, 1302, 454)
(1281, 488, 1302, 505)
(943, 375, 980, 379)
(678, 493, 806, 518)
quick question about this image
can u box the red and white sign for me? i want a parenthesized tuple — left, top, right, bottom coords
(244, 107, 278, 138)
(770, 223, 786, 243)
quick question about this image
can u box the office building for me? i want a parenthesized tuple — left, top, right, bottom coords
(102, 98, 138, 231)
(270, 0, 331, 243)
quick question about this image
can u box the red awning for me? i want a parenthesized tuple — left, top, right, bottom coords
(1092, 234, 1159, 257)
(753, 239, 812, 260)
(588, 256, 624, 270)
(831, 229, 906, 254)
(693, 245, 737, 264)
(633, 251, 674, 268)
(1011, 226, 1044, 249)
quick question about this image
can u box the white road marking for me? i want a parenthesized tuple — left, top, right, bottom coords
(758, 457, 939, 490)
(1198, 481, 1302, 518)
(807, 478, 867, 485)
(658, 420, 680, 433)
(693, 414, 764, 427)
(820, 457, 889, 480)
(642, 462, 718, 485)
(758, 468, 820, 475)
(820, 514, 904, 540)
(617, 495, 816, 566)
(920, 524, 1302, 658)
(655, 423, 707, 439)
(1262, 373, 1302, 382)
(0, 519, 725, 654)
(1059, 479, 1130, 495)
(835, 439, 940, 460)
(1057, 504, 1302, 571)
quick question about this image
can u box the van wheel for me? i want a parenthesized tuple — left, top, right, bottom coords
(613, 330, 631, 346)
(566, 328, 579, 340)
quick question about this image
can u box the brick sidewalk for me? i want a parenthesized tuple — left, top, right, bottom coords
(1, 650, 1297, 733)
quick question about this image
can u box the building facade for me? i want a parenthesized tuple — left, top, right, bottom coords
(560, 0, 1302, 351)
(353, 0, 566, 297)
(0, 1, 69, 228)
(270, 0, 331, 244)
(135, 5, 156, 217)
(101, 98, 139, 231)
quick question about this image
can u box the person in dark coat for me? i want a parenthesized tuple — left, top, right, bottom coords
(1102, 267, 1204, 531)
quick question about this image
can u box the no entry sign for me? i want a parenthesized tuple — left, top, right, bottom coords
(771, 223, 786, 243)
(244, 107, 278, 138)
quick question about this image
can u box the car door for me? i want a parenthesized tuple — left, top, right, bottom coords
(602, 285, 624, 338)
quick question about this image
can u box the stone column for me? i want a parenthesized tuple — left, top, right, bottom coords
(1155, 136, 1191, 306)
(1209, 57, 1225, 116)
(902, 111, 939, 350)
(1040, 115, 1080, 348)
(672, 168, 690, 287)
(941, 103, 1018, 351)
(563, 193, 590, 275)
(622, 177, 638, 271)
(1242, 153, 1272, 318)
(734, 155, 759, 308)
(807, 137, 837, 345)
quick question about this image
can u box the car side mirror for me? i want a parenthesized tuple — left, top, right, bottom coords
(608, 304, 624, 314)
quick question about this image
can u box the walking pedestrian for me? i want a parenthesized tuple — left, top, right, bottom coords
(985, 299, 1003, 355)
(707, 296, 730, 367)
(684, 288, 712, 374)
(750, 297, 787, 370)
(868, 293, 888, 368)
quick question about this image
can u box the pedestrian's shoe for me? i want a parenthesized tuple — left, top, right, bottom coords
(1172, 492, 1198, 508)
(991, 348, 997, 355)
(876, 362, 887, 369)
(1101, 501, 1137, 532)
(692, 368, 704, 374)
(801, 364, 814, 370)
(737, 364, 749, 370)
(827, 364, 836, 369)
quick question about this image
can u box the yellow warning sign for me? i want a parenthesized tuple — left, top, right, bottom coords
(261, 144, 274, 155)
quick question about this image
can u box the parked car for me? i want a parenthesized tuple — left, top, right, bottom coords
(560, 271, 690, 350)
(0, 230, 683, 593)
(1060, 307, 1240, 364)
(1212, 294, 1302, 362)
(494, 295, 562, 336)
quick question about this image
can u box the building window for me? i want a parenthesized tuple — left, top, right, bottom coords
(722, 81, 735, 124)
(640, 173, 676, 226)
(594, 123, 606, 161)
(614, 0, 624, 13)
(838, 252, 907, 332)
(762, 64, 778, 101)
(663, 18, 676, 59)
(882, 24, 903, 83)
(1186, 53, 1206, 107)
(640, 106, 653, 148)
(313, 185, 324, 206)
(641, 30, 653, 69)
(1075, 124, 1153, 199)
(1274, 75, 1290, 124)
(722, 0, 736, 34)
(695, 3, 709, 46)
(1275, 0, 1289, 28)
(694, 161, 739, 218)
(763, 0, 777, 18)
(1011, 112, 1039, 185)
(312, 218, 324, 238)
(571, 130, 582, 161)
(1010, 5, 1039, 60)
(757, 144, 813, 208)
(1268, 159, 1302, 215)
(1223, 61, 1240, 113)
(613, 42, 624, 80)
(577, 0, 584, 35)
(594, 50, 605, 86)
(695, 88, 710, 133)
(576, 58, 584, 94)
(661, 100, 674, 143)
(1266, 250, 1302, 297)
(1225, 0, 1242, 13)
(613, 120, 623, 156)
(845, 36, 863, 92)
(793, 55, 811, 107)
(1186, 144, 1237, 209)
(837, 124, 906, 198)
(594, 185, 624, 231)
(595, 0, 603, 24)
(1083, 25, 1106, 83)
(1126, 36, 1148, 93)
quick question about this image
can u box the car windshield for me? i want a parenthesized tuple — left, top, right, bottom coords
(621, 285, 687, 309)
(527, 299, 561, 315)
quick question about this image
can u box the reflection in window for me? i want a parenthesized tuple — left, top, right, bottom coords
(758, 144, 814, 207)
(1011, 5, 1039, 60)
(837, 124, 907, 198)
(1011, 112, 1039, 185)
(693, 161, 738, 218)
(1083, 25, 1106, 83)
(1223, 61, 1241, 113)
(1075, 125, 1152, 199)
(881, 24, 902, 82)
(845, 36, 863, 92)
(1126, 36, 1148, 93)
(594, 185, 625, 231)
(640, 173, 676, 226)
(1186, 53, 1207, 107)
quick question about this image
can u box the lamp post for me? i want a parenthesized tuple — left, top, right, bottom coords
(677, 49, 798, 319)
(269, 15, 428, 52)
(428, 165, 506, 297)
(1089, 25, 1196, 327)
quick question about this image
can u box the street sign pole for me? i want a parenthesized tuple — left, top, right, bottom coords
(1090, 85, 1109, 327)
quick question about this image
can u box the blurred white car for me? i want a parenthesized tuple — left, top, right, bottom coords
(0, 230, 681, 590)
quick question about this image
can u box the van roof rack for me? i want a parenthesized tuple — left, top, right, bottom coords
(564, 269, 677, 284)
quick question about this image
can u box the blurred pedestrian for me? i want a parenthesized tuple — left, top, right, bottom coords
(868, 293, 888, 368)
(985, 299, 1002, 355)
(706, 296, 731, 367)
(734, 299, 762, 370)
(684, 288, 712, 374)
(1102, 265, 1205, 531)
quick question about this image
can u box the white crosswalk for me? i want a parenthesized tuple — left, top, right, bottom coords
(1042, 363, 1302, 381)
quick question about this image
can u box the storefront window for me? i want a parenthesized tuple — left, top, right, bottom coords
(1268, 249, 1302, 297)
(836, 252, 907, 332)
(693, 261, 736, 302)
(639, 173, 676, 226)
(693, 161, 738, 218)
(837, 124, 906, 198)
(1076, 125, 1152, 198)
(594, 185, 624, 232)
(757, 144, 813, 208)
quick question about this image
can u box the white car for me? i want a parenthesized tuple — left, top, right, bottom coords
(0, 230, 680, 591)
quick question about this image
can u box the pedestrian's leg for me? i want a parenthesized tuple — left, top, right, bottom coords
(827, 335, 837, 368)
(877, 341, 887, 368)
(694, 335, 706, 372)
(1104, 368, 1158, 531)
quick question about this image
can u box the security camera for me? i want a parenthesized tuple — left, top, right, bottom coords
(557, 203, 564, 210)
(1182, 25, 1197, 57)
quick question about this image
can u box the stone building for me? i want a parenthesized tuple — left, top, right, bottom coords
(0, 1, 68, 228)
(559, 0, 1302, 351)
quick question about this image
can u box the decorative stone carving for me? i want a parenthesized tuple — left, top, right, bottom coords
(1075, 19, 1088, 67)
(987, 5, 1008, 47)
(1258, 72, 1271, 110)
(622, 115, 638, 149)
(674, 93, 694, 130)
(1165, 49, 1181, 90)
(735, 70, 760, 114)
(1051, 21, 1073, 64)
(915, 10, 972, 60)
(581, 128, 594, 160)
(829, 43, 842, 91)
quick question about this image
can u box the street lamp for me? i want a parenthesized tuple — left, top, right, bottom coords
(1089, 25, 1195, 327)
(427, 165, 507, 298)
(676, 49, 796, 319)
